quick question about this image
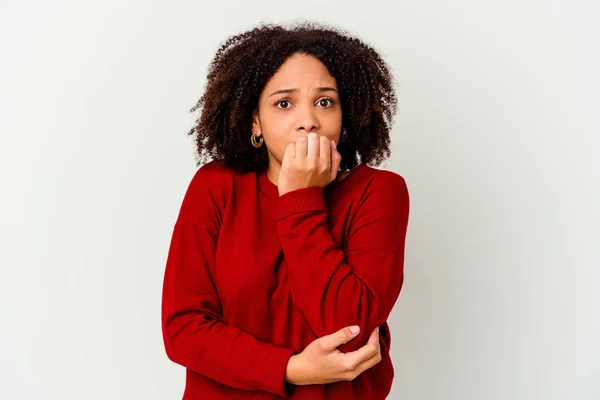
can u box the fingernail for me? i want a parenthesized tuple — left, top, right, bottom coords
(331, 140, 337, 151)
(349, 325, 360, 335)
(376, 327, 379, 333)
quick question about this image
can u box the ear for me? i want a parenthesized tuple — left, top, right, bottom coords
(252, 109, 261, 135)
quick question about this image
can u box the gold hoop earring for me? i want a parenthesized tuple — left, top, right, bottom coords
(251, 133, 264, 148)
(340, 128, 347, 142)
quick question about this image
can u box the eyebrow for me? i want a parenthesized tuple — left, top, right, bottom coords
(268, 87, 338, 97)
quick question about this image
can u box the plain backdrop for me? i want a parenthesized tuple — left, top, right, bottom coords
(1, 0, 598, 399)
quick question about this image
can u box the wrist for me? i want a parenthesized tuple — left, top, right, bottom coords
(284, 354, 302, 385)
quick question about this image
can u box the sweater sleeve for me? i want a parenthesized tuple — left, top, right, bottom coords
(275, 172, 410, 353)
(161, 166, 295, 397)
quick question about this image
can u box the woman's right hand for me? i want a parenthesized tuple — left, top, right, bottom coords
(284, 326, 382, 385)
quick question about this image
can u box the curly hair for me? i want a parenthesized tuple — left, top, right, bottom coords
(188, 22, 398, 173)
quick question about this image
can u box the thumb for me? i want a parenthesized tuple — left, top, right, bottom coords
(319, 325, 360, 350)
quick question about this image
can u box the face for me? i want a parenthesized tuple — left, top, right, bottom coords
(252, 53, 343, 167)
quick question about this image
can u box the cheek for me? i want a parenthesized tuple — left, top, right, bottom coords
(322, 109, 343, 135)
(322, 121, 343, 141)
(262, 129, 293, 161)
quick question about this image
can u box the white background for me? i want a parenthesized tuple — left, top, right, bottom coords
(1, 1, 598, 399)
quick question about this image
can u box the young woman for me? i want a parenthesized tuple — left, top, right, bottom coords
(161, 22, 410, 399)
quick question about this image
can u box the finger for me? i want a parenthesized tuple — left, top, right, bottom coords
(296, 135, 308, 160)
(323, 337, 380, 384)
(353, 344, 382, 377)
(341, 328, 380, 367)
(319, 135, 331, 163)
(282, 142, 295, 167)
(352, 344, 382, 378)
(330, 140, 342, 181)
(306, 132, 320, 160)
(319, 325, 360, 351)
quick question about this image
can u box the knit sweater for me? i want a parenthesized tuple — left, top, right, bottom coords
(161, 160, 410, 399)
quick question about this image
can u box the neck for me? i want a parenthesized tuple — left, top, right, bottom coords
(266, 161, 281, 186)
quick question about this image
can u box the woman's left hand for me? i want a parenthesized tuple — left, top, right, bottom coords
(278, 132, 342, 196)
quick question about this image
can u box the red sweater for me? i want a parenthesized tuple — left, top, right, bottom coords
(161, 161, 410, 399)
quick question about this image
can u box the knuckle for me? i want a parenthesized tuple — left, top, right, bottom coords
(342, 360, 356, 372)
(368, 344, 378, 357)
(316, 341, 326, 352)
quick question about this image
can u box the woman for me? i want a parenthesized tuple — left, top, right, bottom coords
(161, 22, 410, 399)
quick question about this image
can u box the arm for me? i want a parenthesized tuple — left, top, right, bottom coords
(162, 218, 295, 395)
(161, 166, 295, 396)
(275, 173, 410, 353)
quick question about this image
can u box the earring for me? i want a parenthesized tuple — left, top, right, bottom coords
(340, 128, 347, 142)
(251, 133, 264, 148)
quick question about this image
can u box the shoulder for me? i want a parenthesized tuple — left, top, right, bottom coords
(352, 164, 410, 219)
(188, 160, 236, 189)
(178, 160, 237, 226)
(360, 164, 409, 200)
(343, 164, 410, 244)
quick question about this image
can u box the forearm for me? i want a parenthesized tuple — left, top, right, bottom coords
(276, 184, 408, 352)
(162, 218, 296, 396)
(163, 308, 295, 395)
(284, 236, 402, 352)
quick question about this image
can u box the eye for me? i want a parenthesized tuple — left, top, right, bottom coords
(275, 99, 292, 109)
(317, 98, 334, 108)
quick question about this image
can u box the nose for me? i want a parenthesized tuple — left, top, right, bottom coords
(295, 104, 320, 133)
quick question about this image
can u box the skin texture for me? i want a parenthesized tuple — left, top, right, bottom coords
(251, 53, 346, 191)
(285, 327, 382, 385)
(277, 131, 342, 196)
